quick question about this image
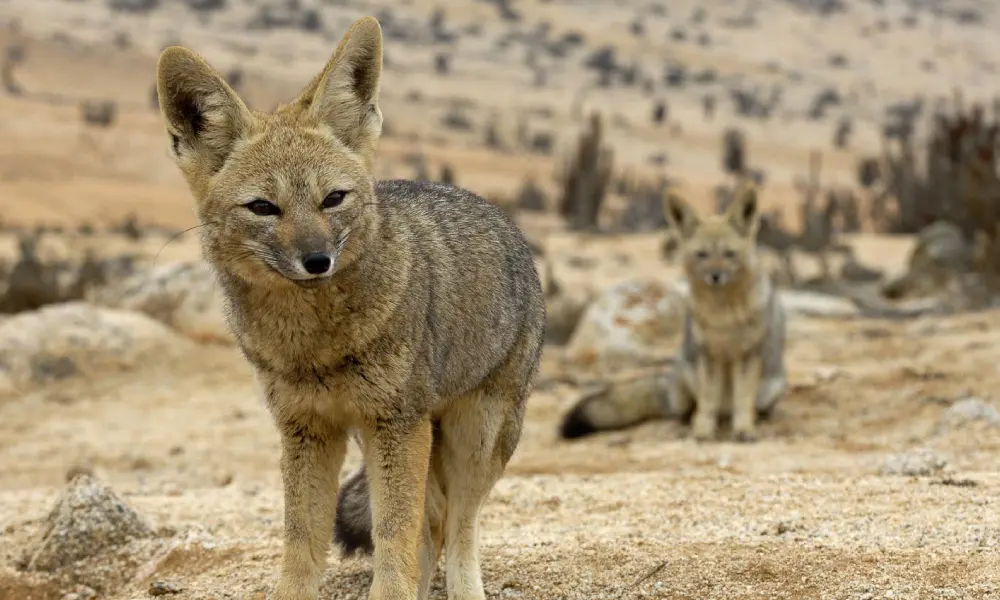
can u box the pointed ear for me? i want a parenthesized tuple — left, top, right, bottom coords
(156, 46, 252, 177)
(302, 17, 383, 170)
(662, 191, 701, 238)
(726, 182, 761, 237)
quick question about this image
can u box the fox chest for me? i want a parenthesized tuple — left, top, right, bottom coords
(691, 309, 766, 360)
(227, 301, 364, 378)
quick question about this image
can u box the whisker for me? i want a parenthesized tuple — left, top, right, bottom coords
(154, 222, 216, 269)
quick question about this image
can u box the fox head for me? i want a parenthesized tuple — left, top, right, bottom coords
(662, 183, 761, 289)
(156, 17, 383, 289)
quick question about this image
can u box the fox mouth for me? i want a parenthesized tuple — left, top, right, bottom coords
(702, 272, 729, 286)
(250, 229, 350, 288)
(290, 275, 333, 289)
(281, 255, 339, 288)
(257, 256, 337, 288)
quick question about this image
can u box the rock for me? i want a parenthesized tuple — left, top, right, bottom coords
(936, 397, 1000, 434)
(565, 279, 686, 369)
(24, 474, 154, 571)
(149, 580, 184, 596)
(542, 261, 592, 346)
(88, 261, 232, 345)
(0, 302, 193, 399)
(777, 289, 859, 318)
(546, 293, 591, 346)
(564, 279, 853, 368)
(59, 587, 97, 600)
(882, 221, 973, 301)
(879, 448, 948, 477)
(107, 0, 160, 13)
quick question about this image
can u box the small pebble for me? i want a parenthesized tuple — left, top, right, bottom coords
(879, 448, 948, 477)
(149, 580, 183, 596)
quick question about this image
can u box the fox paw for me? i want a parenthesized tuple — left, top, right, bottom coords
(733, 430, 758, 443)
(691, 423, 716, 442)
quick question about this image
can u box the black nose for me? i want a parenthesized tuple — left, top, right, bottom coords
(709, 272, 723, 284)
(302, 252, 332, 275)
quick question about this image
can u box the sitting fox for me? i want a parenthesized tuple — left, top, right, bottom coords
(561, 184, 786, 442)
(155, 16, 545, 600)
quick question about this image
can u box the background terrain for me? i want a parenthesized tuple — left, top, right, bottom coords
(2, 0, 1000, 598)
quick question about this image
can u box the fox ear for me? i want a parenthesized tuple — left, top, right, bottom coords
(156, 47, 252, 178)
(725, 181, 760, 237)
(662, 191, 700, 238)
(301, 17, 383, 170)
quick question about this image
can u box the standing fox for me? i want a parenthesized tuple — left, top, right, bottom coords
(560, 184, 786, 442)
(155, 16, 545, 600)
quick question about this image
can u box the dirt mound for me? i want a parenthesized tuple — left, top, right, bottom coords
(23, 474, 153, 572)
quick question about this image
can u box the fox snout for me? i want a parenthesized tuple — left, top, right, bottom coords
(302, 252, 333, 275)
(704, 270, 729, 286)
(241, 223, 352, 288)
(688, 255, 742, 289)
(277, 230, 349, 286)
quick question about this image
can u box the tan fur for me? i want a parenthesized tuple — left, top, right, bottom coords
(156, 16, 545, 600)
(559, 183, 786, 442)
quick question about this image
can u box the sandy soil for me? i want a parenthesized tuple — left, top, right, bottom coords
(3, 0, 1000, 598)
(4, 283, 1000, 599)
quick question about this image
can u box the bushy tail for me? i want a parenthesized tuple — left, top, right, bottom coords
(333, 467, 374, 556)
(559, 376, 670, 440)
(334, 423, 444, 557)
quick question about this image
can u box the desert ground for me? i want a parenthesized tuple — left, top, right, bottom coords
(3, 0, 1000, 599)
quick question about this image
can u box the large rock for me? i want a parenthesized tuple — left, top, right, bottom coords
(24, 474, 154, 571)
(0, 302, 192, 398)
(565, 279, 687, 369)
(541, 260, 593, 346)
(879, 448, 949, 477)
(778, 289, 859, 318)
(672, 281, 860, 318)
(88, 261, 233, 345)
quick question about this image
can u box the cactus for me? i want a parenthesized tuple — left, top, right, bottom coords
(722, 128, 746, 175)
(558, 112, 614, 231)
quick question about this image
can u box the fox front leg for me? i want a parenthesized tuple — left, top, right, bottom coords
(361, 417, 433, 600)
(273, 418, 348, 600)
(691, 357, 723, 441)
(731, 354, 764, 443)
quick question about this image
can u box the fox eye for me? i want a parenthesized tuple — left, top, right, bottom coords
(244, 199, 281, 217)
(322, 190, 349, 209)
(694, 250, 710, 259)
(722, 249, 736, 259)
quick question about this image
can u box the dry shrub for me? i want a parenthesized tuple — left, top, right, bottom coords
(866, 93, 1000, 283)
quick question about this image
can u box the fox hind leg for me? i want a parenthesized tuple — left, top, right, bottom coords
(437, 388, 524, 600)
(754, 375, 785, 421)
(667, 359, 697, 422)
(418, 458, 447, 599)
